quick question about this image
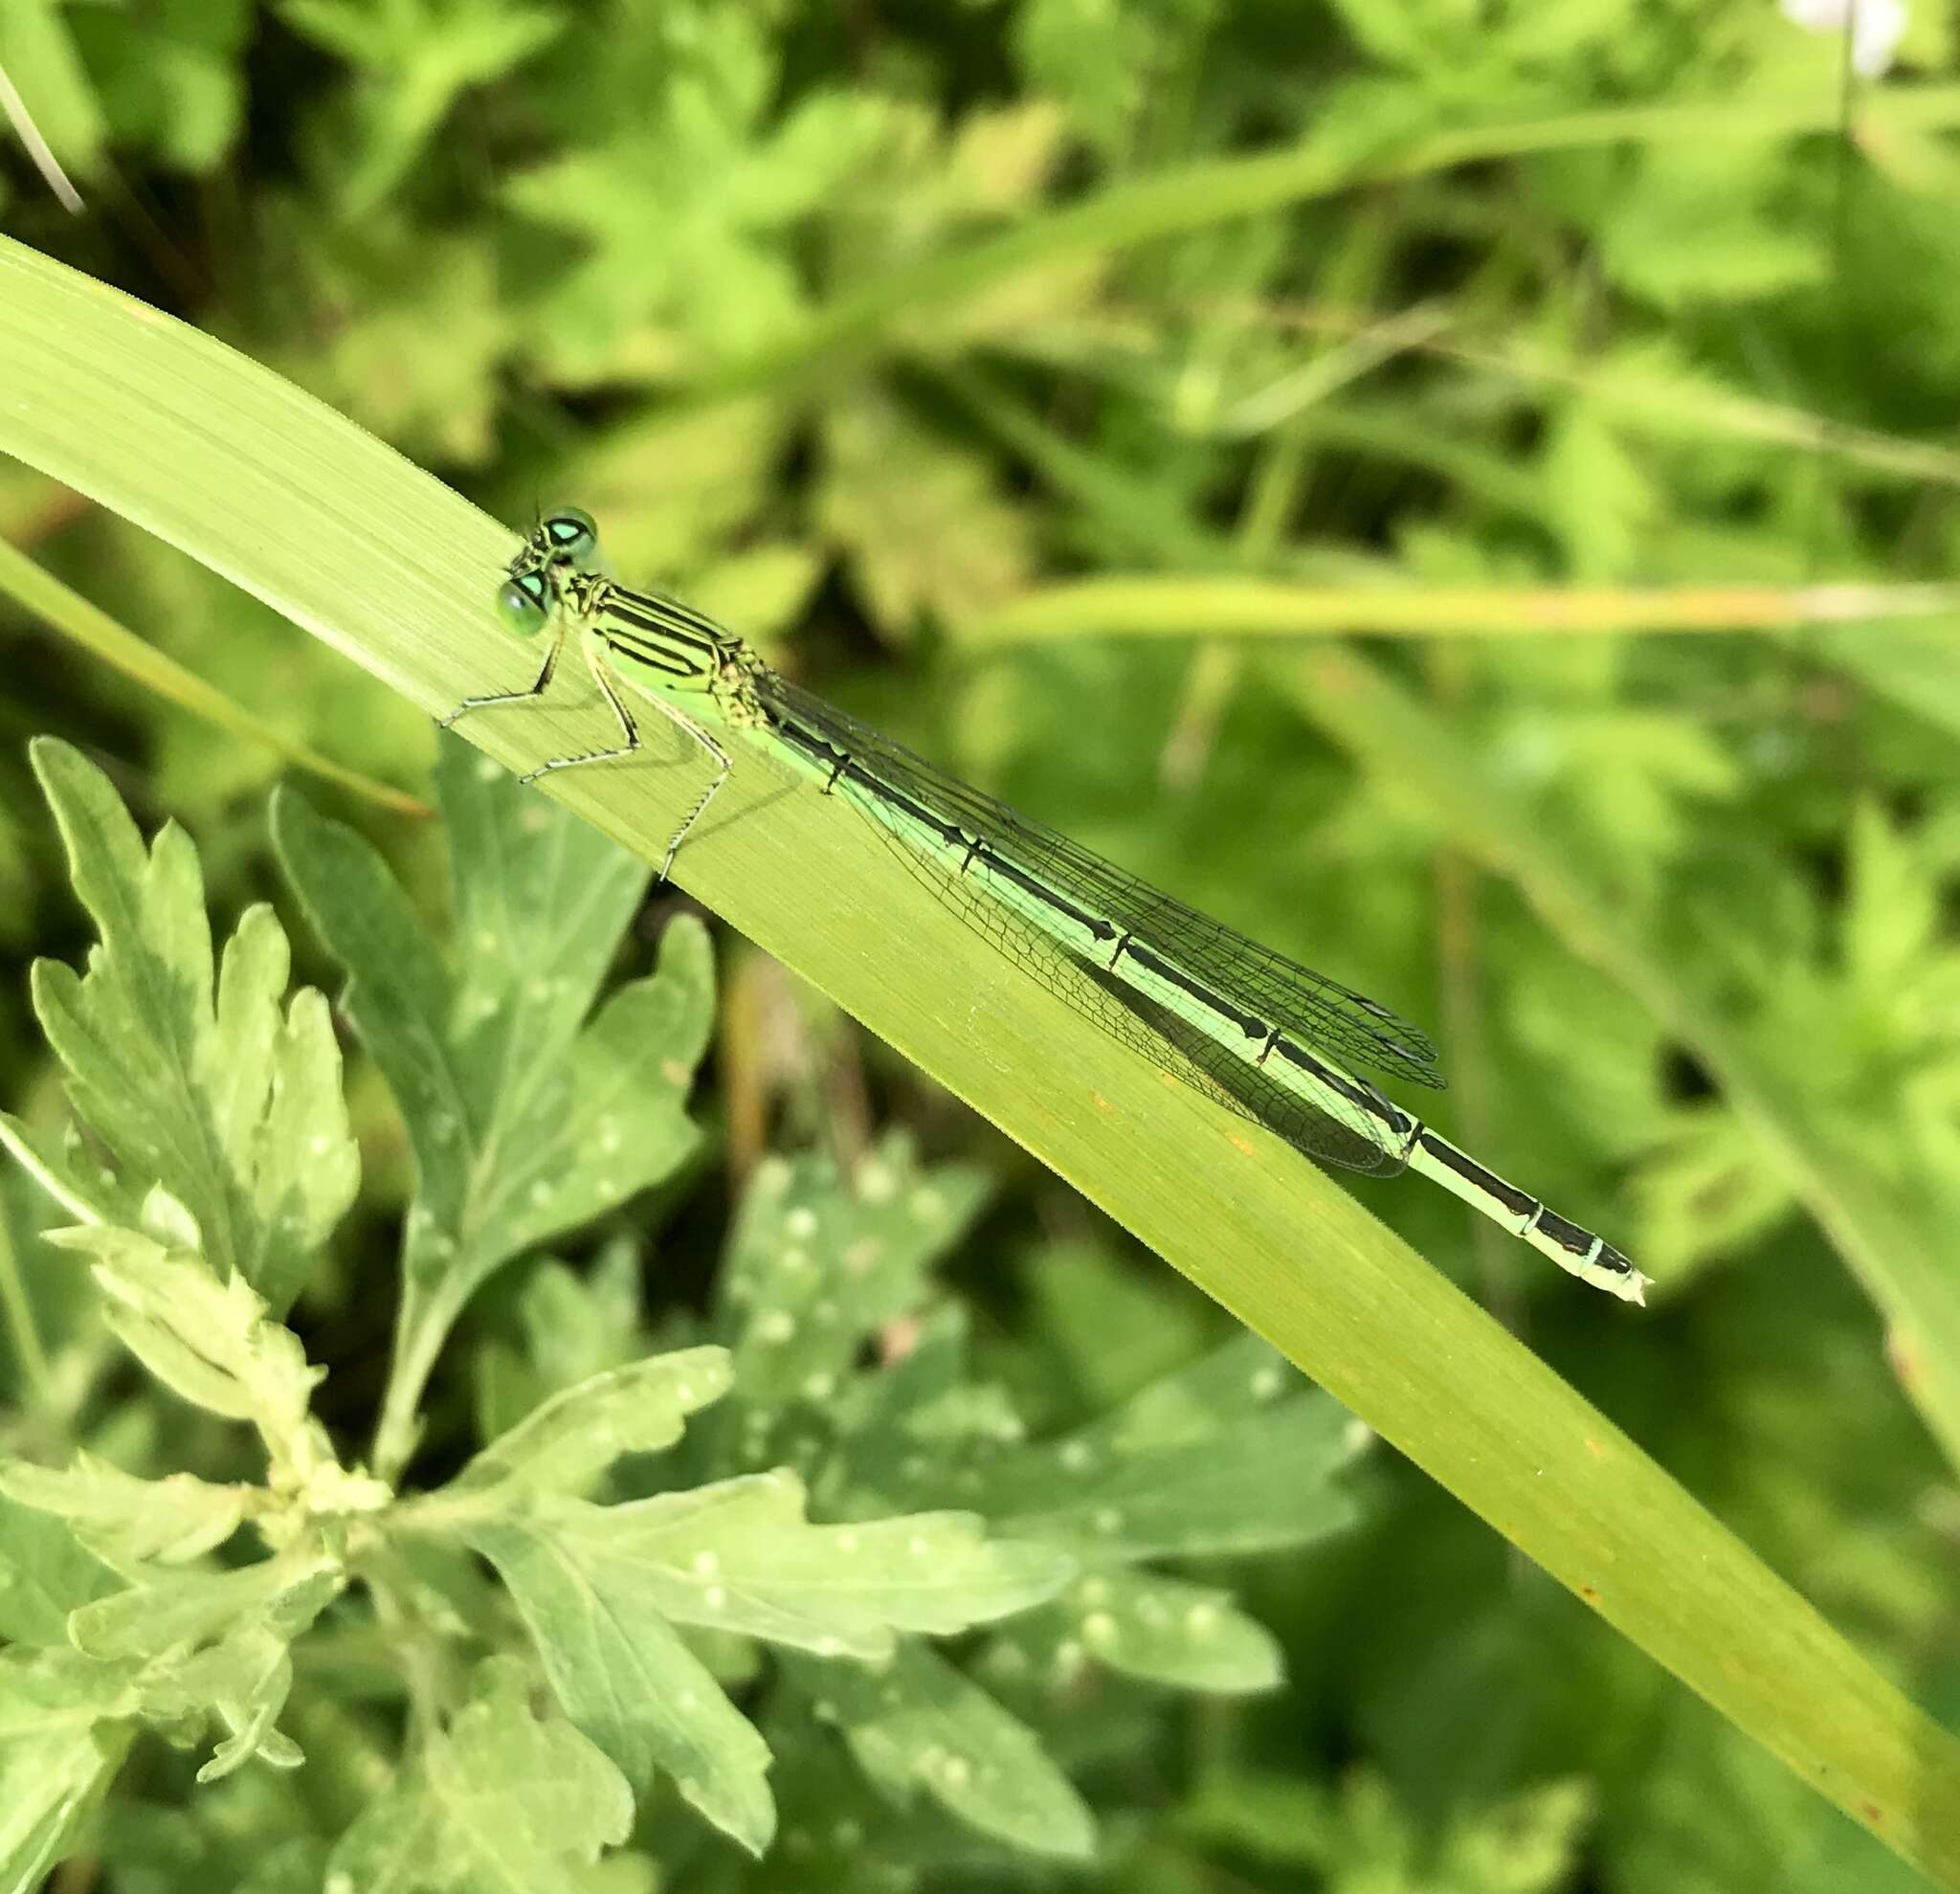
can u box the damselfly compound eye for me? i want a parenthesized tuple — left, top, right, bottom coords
(540, 505, 599, 568)
(497, 571, 550, 637)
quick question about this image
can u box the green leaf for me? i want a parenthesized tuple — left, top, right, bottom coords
(716, 1139, 988, 1423)
(270, 742, 713, 1477)
(0, 1453, 248, 1565)
(473, 1473, 1070, 1661)
(47, 1224, 323, 1466)
(464, 1513, 777, 1855)
(280, 0, 564, 213)
(785, 1642, 1095, 1861)
(67, 0, 253, 172)
(324, 1656, 632, 1892)
(1182, 1767, 1594, 1890)
(0, 1491, 118, 1646)
(473, 1241, 649, 1441)
(909, 1348, 1362, 1563)
(455, 1346, 734, 1498)
(68, 1547, 342, 1664)
(1002, 1569, 1282, 1696)
(3, 739, 358, 1316)
(817, 390, 1034, 637)
(0, 1647, 137, 1893)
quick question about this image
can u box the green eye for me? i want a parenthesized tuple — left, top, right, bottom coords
(497, 572, 550, 637)
(540, 505, 599, 568)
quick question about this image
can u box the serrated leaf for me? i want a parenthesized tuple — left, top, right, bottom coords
(865, 1337, 1361, 1562)
(785, 1642, 1095, 1861)
(139, 1622, 306, 1784)
(271, 743, 713, 1476)
(456, 1346, 733, 1497)
(970, 1398, 1360, 1563)
(0, 1453, 248, 1565)
(0, 1646, 137, 1893)
(324, 1656, 632, 1893)
(13, 741, 358, 1315)
(466, 1514, 777, 1856)
(49, 1224, 321, 1458)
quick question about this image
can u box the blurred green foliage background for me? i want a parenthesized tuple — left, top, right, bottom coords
(4, 0, 1960, 1887)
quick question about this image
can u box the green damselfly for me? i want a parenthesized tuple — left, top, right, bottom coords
(444, 506, 1650, 1306)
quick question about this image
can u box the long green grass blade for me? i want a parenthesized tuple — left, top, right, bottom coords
(966, 575, 1960, 644)
(2, 234, 1958, 1886)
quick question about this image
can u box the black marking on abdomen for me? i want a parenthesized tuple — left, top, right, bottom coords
(1588, 1241, 1637, 1281)
(1530, 1207, 1599, 1259)
(1415, 1130, 1537, 1219)
(1273, 1038, 1397, 1123)
(1124, 942, 1267, 1042)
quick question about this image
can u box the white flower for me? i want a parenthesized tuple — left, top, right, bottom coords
(1780, 0, 1908, 78)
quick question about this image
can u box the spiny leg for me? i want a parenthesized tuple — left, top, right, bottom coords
(440, 614, 569, 730)
(522, 639, 732, 886)
(517, 632, 644, 785)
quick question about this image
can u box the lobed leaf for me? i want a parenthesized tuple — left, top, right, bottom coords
(0, 1453, 248, 1566)
(1, 740, 359, 1316)
(323, 1656, 632, 1893)
(784, 1642, 1095, 1861)
(455, 1346, 734, 1499)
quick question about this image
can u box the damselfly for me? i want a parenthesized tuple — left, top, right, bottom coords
(442, 507, 1650, 1305)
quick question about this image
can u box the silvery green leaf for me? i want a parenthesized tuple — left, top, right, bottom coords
(0, 1646, 138, 1893)
(992, 1568, 1282, 1695)
(474, 1473, 1070, 1661)
(454, 1346, 732, 1498)
(785, 1643, 1094, 1861)
(324, 1657, 632, 1894)
(49, 1225, 321, 1455)
(5, 740, 359, 1316)
(473, 1240, 647, 1444)
(0, 1452, 249, 1565)
(881, 1336, 1362, 1562)
(467, 1508, 776, 1857)
(68, 1548, 342, 1664)
(712, 1138, 986, 1448)
(271, 750, 713, 1474)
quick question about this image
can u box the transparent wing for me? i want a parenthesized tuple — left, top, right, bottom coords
(755, 673, 1440, 1174)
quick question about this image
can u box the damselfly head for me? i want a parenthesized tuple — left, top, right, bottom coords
(496, 567, 551, 637)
